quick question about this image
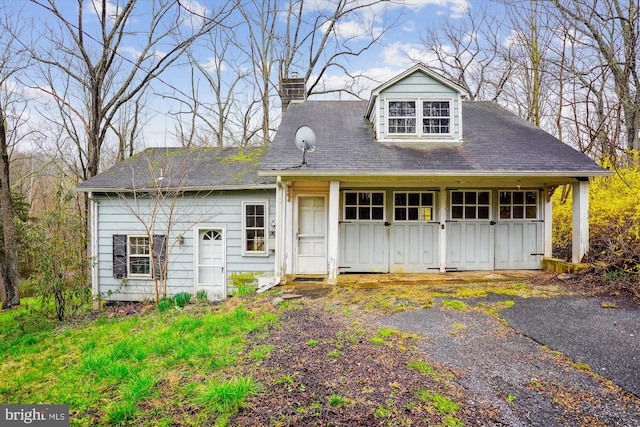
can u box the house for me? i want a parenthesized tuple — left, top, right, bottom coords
(76, 147, 276, 301)
(78, 64, 610, 301)
(261, 64, 610, 284)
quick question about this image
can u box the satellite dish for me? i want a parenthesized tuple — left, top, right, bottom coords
(294, 125, 316, 165)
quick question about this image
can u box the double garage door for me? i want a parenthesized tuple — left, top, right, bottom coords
(339, 190, 543, 272)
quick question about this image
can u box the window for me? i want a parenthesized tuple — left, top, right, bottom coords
(244, 202, 267, 254)
(387, 99, 452, 136)
(388, 101, 416, 134)
(394, 192, 435, 221)
(451, 191, 490, 220)
(423, 101, 450, 134)
(344, 191, 385, 221)
(499, 191, 538, 219)
(129, 236, 151, 275)
(112, 234, 166, 279)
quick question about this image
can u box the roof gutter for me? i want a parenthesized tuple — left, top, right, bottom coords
(257, 169, 613, 178)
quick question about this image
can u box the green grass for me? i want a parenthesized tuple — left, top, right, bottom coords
(0, 298, 277, 426)
(440, 299, 467, 311)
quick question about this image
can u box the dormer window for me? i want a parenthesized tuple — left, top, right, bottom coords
(387, 99, 452, 137)
(388, 101, 416, 134)
(422, 101, 450, 134)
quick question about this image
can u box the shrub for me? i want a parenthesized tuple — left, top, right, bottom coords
(553, 158, 640, 273)
(173, 292, 191, 307)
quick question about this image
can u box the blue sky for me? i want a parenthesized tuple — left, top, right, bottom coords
(16, 0, 508, 151)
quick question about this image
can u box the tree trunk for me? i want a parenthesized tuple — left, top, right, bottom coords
(0, 106, 19, 309)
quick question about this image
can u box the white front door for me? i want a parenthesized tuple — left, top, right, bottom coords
(197, 229, 225, 299)
(296, 196, 327, 274)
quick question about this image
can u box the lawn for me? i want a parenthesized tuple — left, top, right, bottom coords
(0, 296, 278, 426)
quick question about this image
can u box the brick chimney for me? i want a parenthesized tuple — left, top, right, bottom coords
(280, 77, 306, 112)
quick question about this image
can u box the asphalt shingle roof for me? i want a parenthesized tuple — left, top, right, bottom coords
(262, 100, 608, 176)
(77, 147, 274, 192)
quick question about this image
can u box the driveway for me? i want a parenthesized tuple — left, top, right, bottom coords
(499, 295, 640, 397)
(380, 293, 640, 426)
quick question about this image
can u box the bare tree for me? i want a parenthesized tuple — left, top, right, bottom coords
(235, 0, 395, 144)
(27, 0, 234, 183)
(420, 3, 513, 101)
(549, 0, 640, 156)
(0, 4, 32, 309)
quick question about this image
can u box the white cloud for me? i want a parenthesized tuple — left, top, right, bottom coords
(120, 46, 167, 61)
(321, 19, 383, 40)
(199, 56, 227, 73)
(178, 0, 209, 29)
(84, 0, 121, 22)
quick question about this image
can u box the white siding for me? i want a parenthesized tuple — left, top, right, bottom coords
(94, 190, 275, 301)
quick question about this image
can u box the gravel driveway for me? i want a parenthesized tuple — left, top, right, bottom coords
(380, 294, 640, 426)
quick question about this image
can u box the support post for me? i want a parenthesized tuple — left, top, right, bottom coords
(544, 188, 553, 258)
(327, 181, 340, 284)
(439, 187, 447, 272)
(572, 180, 589, 264)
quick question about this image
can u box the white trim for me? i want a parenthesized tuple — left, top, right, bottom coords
(572, 181, 589, 263)
(89, 193, 100, 303)
(327, 182, 340, 284)
(241, 201, 269, 256)
(384, 98, 454, 138)
(127, 235, 152, 279)
(544, 189, 553, 258)
(439, 187, 447, 273)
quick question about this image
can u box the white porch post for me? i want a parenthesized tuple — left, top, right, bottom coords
(439, 187, 447, 272)
(544, 188, 553, 258)
(274, 178, 285, 281)
(572, 180, 589, 264)
(284, 182, 294, 275)
(327, 181, 340, 284)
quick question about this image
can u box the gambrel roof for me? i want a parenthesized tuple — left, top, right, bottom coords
(77, 147, 275, 192)
(260, 100, 609, 178)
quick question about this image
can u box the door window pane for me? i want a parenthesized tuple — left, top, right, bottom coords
(344, 192, 385, 221)
(450, 191, 491, 220)
(498, 190, 538, 220)
(394, 192, 435, 222)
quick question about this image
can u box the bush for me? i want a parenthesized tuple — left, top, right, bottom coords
(553, 158, 640, 274)
(27, 185, 90, 321)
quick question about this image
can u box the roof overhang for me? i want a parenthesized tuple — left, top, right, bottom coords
(76, 184, 277, 193)
(258, 169, 612, 179)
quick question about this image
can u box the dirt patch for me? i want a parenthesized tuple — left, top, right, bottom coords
(234, 299, 494, 426)
(233, 290, 640, 426)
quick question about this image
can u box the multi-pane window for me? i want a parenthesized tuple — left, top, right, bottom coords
(451, 191, 490, 219)
(244, 203, 266, 253)
(128, 236, 151, 276)
(422, 101, 450, 134)
(388, 101, 416, 134)
(499, 191, 538, 219)
(394, 192, 435, 221)
(344, 192, 385, 221)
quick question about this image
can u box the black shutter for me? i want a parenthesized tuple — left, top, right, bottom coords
(152, 235, 167, 279)
(113, 234, 128, 278)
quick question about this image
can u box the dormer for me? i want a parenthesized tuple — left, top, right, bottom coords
(365, 64, 465, 144)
